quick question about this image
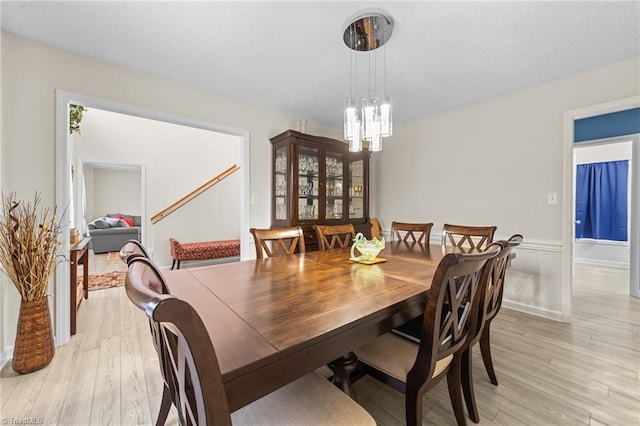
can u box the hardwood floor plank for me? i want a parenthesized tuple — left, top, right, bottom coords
(493, 372, 590, 424)
(57, 348, 100, 425)
(78, 294, 108, 352)
(25, 331, 82, 424)
(119, 288, 153, 425)
(89, 336, 121, 425)
(492, 408, 564, 426)
(0, 364, 51, 420)
(0, 363, 22, 411)
(103, 287, 121, 339)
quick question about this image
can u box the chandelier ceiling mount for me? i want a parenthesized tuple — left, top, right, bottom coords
(343, 10, 394, 153)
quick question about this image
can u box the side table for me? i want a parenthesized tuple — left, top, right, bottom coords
(70, 237, 91, 335)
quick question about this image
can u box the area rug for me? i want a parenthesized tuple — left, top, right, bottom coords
(106, 252, 120, 261)
(79, 271, 126, 292)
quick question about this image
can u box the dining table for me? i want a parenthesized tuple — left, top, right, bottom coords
(162, 241, 454, 412)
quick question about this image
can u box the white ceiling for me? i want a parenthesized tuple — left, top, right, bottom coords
(2, 1, 639, 129)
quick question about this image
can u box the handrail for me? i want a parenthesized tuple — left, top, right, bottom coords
(151, 164, 240, 224)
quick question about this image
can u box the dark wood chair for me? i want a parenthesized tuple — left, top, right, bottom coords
(476, 235, 523, 382)
(125, 257, 376, 426)
(391, 221, 434, 243)
(118, 239, 149, 265)
(480, 234, 523, 385)
(459, 240, 515, 423)
(355, 244, 501, 426)
(369, 218, 382, 240)
(442, 224, 497, 251)
(313, 224, 356, 250)
(124, 257, 173, 424)
(250, 226, 305, 258)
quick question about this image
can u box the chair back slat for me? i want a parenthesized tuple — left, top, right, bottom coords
(125, 257, 232, 426)
(442, 224, 497, 251)
(484, 235, 523, 322)
(250, 227, 305, 259)
(313, 224, 356, 250)
(391, 222, 433, 243)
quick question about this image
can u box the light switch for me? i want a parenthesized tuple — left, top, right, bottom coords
(547, 193, 558, 205)
(251, 195, 258, 205)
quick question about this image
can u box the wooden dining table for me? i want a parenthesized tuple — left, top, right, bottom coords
(162, 241, 453, 412)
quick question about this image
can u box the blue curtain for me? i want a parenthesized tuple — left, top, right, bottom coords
(575, 160, 628, 241)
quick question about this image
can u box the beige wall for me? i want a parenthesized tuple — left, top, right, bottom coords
(88, 167, 142, 221)
(373, 57, 640, 318)
(0, 33, 341, 360)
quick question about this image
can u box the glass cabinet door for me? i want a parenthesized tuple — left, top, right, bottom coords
(274, 146, 288, 221)
(349, 159, 365, 219)
(325, 152, 344, 220)
(297, 146, 319, 221)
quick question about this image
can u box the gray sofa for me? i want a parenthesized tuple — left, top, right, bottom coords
(88, 213, 141, 254)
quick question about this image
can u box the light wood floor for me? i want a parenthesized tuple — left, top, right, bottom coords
(87, 251, 128, 275)
(1, 264, 638, 425)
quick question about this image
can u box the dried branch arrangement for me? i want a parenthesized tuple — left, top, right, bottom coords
(0, 193, 63, 301)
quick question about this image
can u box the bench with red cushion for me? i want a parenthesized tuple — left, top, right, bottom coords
(169, 237, 240, 269)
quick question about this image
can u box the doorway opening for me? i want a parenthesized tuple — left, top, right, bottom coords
(55, 90, 250, 346)
(562, 96, 640, 322)
(572, 138, 634, 295)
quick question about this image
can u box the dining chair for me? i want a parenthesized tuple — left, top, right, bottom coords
(442, 224, 497, 251)
(459, 240, 514, 423)
(355, 244, 501, 426)
(123, 257, 173, 424)
(125, 257, 376, 426)
(118, 239, 150, 264)
(477, 234, 523, 384)
(369, 218, 382, 240)
(250, 226, 305, 259)
(313, 224, 356, 250)
(391, 221, 434, 243)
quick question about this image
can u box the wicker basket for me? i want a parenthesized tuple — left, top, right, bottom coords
(12, 298, 55, 374)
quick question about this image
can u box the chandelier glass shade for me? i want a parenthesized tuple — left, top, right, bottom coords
(343, 10, 393, 152)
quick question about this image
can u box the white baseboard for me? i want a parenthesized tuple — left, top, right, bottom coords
(502, 299, 565, 322)
(574, 258, 629, 269)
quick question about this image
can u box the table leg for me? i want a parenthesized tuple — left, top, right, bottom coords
(328, 351, 358, 401)
(70, 252, 77, 335)
(82, 249, 89, 299)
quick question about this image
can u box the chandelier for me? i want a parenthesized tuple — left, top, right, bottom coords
(343, 10, 394, 152)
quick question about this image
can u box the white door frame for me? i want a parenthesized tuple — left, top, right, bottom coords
(562, 96, 640, 321)
(55, 90, 250, 346)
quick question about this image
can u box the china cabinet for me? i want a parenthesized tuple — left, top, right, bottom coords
(270, 130, 371, 250)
